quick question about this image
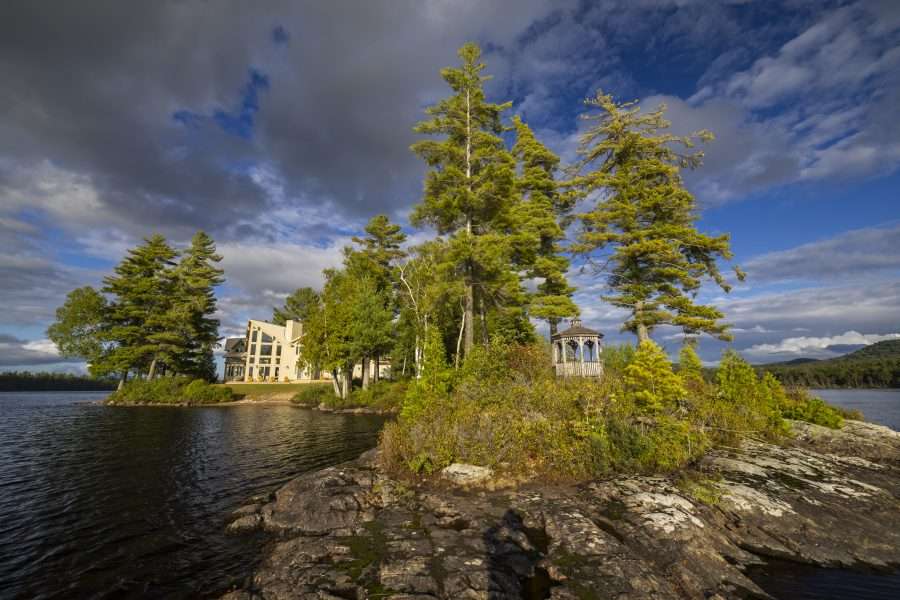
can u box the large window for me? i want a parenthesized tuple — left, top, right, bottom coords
(251, 330, 258, 342)
(261, 333, 274, 343)
(260, 344, 273, 356)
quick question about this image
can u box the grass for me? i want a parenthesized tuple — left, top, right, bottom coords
(217, 381, 329, 398)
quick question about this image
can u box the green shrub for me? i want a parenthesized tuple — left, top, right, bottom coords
(107, 377, 232, 405)
(623, 340, 686, 412)
(779, 387, 844, 428)
(379, 341, 854, 482)
(677, 344, 705, 387)
(291, 383, 333, 407)
(348, 380, 408, 411)
(601, 343, 635, 376)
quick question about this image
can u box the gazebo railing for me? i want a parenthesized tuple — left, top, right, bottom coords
(555, 362, 603, 378)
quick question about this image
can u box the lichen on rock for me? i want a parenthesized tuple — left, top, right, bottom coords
(223, 421, 900, 599)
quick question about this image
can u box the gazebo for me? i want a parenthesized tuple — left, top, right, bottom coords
(551, 318, 604, 377)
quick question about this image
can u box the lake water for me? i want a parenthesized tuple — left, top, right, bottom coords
(0, 392, 386, 599)
(811, 388, 900, 431)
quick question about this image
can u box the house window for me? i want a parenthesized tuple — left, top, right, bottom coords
(251, 330, 258, 342)
(248, 367, 253, 377)
(261, 333, 274, 343)
(275, 344, 282, 356)
(274, 368, 280, 379)
(261, 344, 273, 356)
(260, 357, 271, 365)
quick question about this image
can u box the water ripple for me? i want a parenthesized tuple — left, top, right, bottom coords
(0, 392, 386, 599)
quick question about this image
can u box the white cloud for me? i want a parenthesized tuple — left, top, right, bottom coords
(743, 224, 900, 282)
(745, 330, 900, 357)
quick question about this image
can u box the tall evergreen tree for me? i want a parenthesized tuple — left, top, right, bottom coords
(170, 231, 225, 380)
(511, 115, 579, 335)
(345, 214, 407, 292)
(571, 91, 742, 343)
(410, 42, 517, 358)
(100, 234, 178, 380)
(273, 287, 320, 326)
(344, 214, 407, 384)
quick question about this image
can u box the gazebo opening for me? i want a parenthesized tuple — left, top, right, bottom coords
(551, 318, 604, 378)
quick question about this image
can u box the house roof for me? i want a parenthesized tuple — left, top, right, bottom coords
(551, 319, 603, 340)
(224, 337, 245, 353)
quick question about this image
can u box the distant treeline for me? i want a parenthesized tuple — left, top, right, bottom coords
(757, 358, 900, 389)
(755, 341, 900, 389)
(0, 371, 119, 392)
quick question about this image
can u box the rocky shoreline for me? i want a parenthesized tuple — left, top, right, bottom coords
(222, 420, 900, 599)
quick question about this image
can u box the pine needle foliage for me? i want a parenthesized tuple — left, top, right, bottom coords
(571, 91, 743, 343)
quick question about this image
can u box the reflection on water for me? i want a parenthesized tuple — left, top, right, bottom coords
(0, 392, 386, 599)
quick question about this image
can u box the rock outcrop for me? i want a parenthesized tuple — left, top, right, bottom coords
(223, 420, 900, 599)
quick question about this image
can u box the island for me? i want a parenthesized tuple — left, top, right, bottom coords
(222, 418, 900, 599)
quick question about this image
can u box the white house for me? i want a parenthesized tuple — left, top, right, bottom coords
(223, 319, 389, 383)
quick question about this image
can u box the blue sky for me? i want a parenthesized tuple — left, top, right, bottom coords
(1, 0, 898, 372)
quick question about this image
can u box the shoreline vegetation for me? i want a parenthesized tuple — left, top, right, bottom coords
(755, 340, 900, 389)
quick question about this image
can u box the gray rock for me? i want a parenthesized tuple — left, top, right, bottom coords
(440, 463, 493, 486)
(224, 420, 900, 599)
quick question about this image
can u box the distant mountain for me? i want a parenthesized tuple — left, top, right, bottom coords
(824, 344, 866, 355)
(841, 339, 900, 360)
(757, 339, 900, 389)
(774, 357, 821, 366)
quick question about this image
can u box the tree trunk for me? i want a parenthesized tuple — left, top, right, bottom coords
(331, 369, 342, 399)
(549, 319, 559, 337)
(464, 266, 474, 357)
(455, 308, 465, 369)
(479, 298, 488, 346)
(635, 301, 650, 344)
(147, 356, 158, 380)
(373, 355, 380, 383)
(463, 87, 475, 358)
(117, 371, 127, 391)
(342, 368, 352, 400)
(362, 356, 370, 390)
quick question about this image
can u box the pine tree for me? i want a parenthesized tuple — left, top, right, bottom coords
(678, 343, 705, 388)
(571, 91, 742, 343)
(344, 215, 407, 383)
(273, 288, 320, 326)
(624, 340, 686, 413)
(345, 214, 407, 292)
(100, 234, 179, 381)
(510, 116, 579, 335)
(170, 231, 224, 380)
(410, 42, 517, 358)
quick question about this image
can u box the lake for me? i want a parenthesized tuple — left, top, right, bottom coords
(0, 392, 386, 599)
(811, 388, 900, 431)
(0, 389, 897, 599)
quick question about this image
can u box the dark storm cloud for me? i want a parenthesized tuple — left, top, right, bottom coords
(0, 0, 576, 240)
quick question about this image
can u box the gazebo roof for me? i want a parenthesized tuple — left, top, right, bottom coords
(551, 318, 604, 340)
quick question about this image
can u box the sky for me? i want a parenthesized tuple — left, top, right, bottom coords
(1, 0, 899, 374)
